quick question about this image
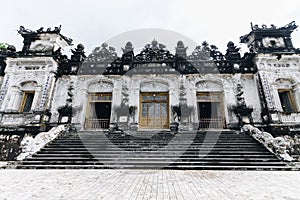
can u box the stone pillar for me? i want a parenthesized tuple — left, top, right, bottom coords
(32, 86, 42, 111)
(111, 83, 122, 123)
(128, 86, 139, 130)
(77, 88, 89, 127)
(293, 84, 300, 112)
(10, 87, 22, 111)
(270, 84, 282, 112)
(188, 83, 198, 130)
(129, 87, 139, 124)
(223, 85, 236, 127)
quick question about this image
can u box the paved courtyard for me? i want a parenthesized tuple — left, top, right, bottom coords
(0, 169, 299, 200)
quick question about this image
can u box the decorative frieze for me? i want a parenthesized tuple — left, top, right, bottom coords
(279, 113, 300, 123)
(196, 81, 223, 92)
(88, 81, 114, 93)
(10, 60, 49, 66)
(39, 75, 51, 110)
(140, 81, 169, 92)
(0, 75, 10, 103)
(259, 72, 275, 110)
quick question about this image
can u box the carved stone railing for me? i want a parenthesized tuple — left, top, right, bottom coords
(279, 113, 300, 123)
(0, 111, 52, 127)
(17, 125, 66, 160)
(242, 124, 293, 161)
(198, 118, 225, 129)
(0, 112, 39, 126)
(84, 118, 110, 129)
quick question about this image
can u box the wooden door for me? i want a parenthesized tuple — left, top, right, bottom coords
(139, 92, 169, 129)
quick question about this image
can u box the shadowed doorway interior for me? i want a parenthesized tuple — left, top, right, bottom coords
(85, 93, 112, 129)
(197, 92, 225, 129)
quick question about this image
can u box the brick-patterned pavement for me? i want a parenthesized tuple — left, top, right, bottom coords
(0, 170, 299, 200)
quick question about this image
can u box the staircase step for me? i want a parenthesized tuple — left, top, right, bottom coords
(16, 130, 291, 170)
(16, 164, 295, 170)
(39, 146, 271, 151)
(32, 153, 277, 158)
(37, 150, 276, 155)
(26, 157, 280, 162)
(21, 160, 286, 166)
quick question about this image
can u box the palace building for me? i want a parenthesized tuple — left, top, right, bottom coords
(0, 22, 300, 166)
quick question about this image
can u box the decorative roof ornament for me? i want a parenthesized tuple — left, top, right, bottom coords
(87, 43, 118, 62)
(209, 45, 224, 61)
(17, 25, 73, 55)
(225, 41, 241, 61)
(0, 43, 17, 76)
(188, 41, 211, 60)
(135, 40, 174, 62)
(122, 42, 134, 54)
(250, 21, 297, 31)
(175, 41, 187, 58)
(18, 25, 62, 35)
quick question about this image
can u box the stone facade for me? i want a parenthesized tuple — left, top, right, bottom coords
(0, 22, 299, 136)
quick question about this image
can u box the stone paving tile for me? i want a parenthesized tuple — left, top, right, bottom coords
(0, 169, 299, 200)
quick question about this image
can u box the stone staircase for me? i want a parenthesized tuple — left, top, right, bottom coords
(17, 130, 293, 170)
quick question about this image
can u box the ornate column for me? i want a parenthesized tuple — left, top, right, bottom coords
(188, 81, 198, 130)
(10, 86, 22, 111)
(32, 86, 42, 111)
(292, 83, 300, 112)
(128, 86, 139, 125)
(77, 88, 89, 127)
(270, 84, 282, 112)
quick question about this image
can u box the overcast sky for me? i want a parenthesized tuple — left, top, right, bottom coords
(1, 0, 300, 55)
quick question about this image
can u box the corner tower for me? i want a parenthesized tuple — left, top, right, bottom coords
(240, 21, 298, 53)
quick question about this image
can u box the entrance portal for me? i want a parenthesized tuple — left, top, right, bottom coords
(139, 92, 169, 129)
(197, 93, 225, 129)
(85, 93, 112, 129)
